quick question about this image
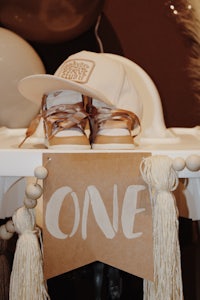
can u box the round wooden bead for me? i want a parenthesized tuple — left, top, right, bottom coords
(24, 197, 38, 209)
(0, 224, 13, 240)
(34, 166, 48, 179)
(5, 220, 15, 233)
(186, 155, 200, 172)
(25, 183, 43, 200)
(172, 157, 186, 171)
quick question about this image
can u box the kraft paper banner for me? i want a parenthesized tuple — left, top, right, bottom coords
(42, 152, 153, 280)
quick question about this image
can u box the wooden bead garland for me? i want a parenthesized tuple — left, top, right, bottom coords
(186, 154, 200, 172)
(25, 182, 43, 200)
(172, 155, 200, 172)
(24, 198, 38, 209)
(172, 157, 186, 171)
(34, 166, 48, 179)
(24, 165, 48, 208)
(0, 165, 48, 241)
(5, 220, 15, 233)
(1, 155, 199, 241)
(0, 224, 14, 240)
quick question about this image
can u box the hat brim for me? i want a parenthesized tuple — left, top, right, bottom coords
(18, 73, 110, 104)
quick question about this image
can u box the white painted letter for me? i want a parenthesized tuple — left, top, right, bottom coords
(121, 185, 145, 239)
(82, 185, 116, 239)
(45, 186, 80, 239)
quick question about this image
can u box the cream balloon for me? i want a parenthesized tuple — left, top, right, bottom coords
(0, 27, 45, 128)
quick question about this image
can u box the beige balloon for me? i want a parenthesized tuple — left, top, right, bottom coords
(0, 27, 45, 128)
(0, 0, 105, 43)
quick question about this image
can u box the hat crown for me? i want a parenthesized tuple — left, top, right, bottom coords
(54, 51, 125, 105)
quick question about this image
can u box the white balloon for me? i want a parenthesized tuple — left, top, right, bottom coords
(0, 27, 45, 128)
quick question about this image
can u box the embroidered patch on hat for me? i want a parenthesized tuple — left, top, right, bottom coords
(57, 59, 95, 83)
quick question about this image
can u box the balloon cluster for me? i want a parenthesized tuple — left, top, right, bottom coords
(0, 165, 48, 240)
(0, 1, 105, 127)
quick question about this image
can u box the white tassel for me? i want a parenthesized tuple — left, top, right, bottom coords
(9, 206, 50, 300)
(140, 155, 183, 300)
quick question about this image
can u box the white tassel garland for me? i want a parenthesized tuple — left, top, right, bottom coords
(140, 155, 183, 300)
(9, 206, 50, 300)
